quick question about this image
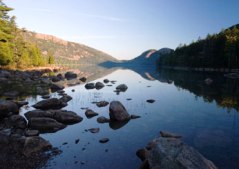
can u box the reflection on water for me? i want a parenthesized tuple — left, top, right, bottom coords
(17, 65, 239, 169)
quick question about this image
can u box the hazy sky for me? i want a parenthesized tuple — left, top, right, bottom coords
(4, 0, 239, 60)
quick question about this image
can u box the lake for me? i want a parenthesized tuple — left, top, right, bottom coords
(19, 66, 239, 169)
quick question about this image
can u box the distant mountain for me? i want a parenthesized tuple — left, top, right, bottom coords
(23, 31, 117, 65)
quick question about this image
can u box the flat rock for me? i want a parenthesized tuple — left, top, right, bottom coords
(160, 131, 182, 138)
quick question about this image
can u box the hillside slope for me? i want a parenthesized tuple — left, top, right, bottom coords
(23, 31, 117, 65)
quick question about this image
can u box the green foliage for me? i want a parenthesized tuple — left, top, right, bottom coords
(0, 1, 46, 68)
(47, 50, 55, 65)
(159, 25, 239, 69)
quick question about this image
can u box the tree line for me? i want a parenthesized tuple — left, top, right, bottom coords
(0, 0, 55, 68)
(159, 25, 239, 69)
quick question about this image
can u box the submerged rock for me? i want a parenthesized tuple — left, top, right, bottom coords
(160, 131, 182, 138)
(88, 128, 100, 133)
(32, 98, 67, 110)
(109, 101, 130, 121)
(99, 138, 109, 143)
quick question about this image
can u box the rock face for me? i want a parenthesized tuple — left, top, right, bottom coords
(139, 135, 218, 169)
(109, 101, 130, 121)
(32, 98, 67, 110)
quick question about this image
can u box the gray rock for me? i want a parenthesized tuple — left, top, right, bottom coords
(85, 83, 95, 89)
(85, 109, 98, 118)
(97, 116, 110, 123)
(116, 84, 128, 92)
(23, 136, 52, 157)
(32, 98, 67, 110)
(142, 136, 217, 169)
(28, 117, 66, 133)
(109, 101, 130, 121)
(95, 82, 105, 90)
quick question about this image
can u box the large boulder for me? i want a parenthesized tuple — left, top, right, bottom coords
(139, 136, 218, 169)
(28, 117, 66, 133)
(25, 109, 83, 124)
(32, 98, 67, 110)
(0, 100, 19, 118)
(9, 115, 27, 129)
(109, 101, 130, 121)
(23, 136, 52, 157)
(65, 72, 77, 80)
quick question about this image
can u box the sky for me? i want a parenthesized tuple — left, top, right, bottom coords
(4, 0, 239, 60)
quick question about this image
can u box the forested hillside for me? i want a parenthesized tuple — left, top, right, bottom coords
(0, 1, 53, 68)
(23, 31, 117, 66)
(159, 25, 239, 69)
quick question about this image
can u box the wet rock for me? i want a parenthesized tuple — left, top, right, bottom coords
(96, 101, 109, 107)
(23, 136, 52, 157)
(50, 83, 65, 92)
(99, 138, 109, 143)
(140, 134, 218, 169)
(85, 109, 98, 118)
(85, 83, 95, 89)
(109, 101, 130, 121)
(109, 120, 129, 130)
(126, 98, 132, 101)
(116, 84, 128, 92)
(0, 100, 19, 117)
(9, 115, 27, 129)
(32, 98, 67, 110)
(59, 95, 72, 103)
(71, 89, 75, 92)
(65, 72, 77, 80)
(25, 130, 39, 137)
(103, 79, 109, 83)
(28, 117, 66, 133)
(160, 131, 182, 138)
(97, 116, 110, 123)
(88, 128, 100, 133)
(131, 114, 141, 119)
(95, 82, 105, 90)
(62, 142, 68, 145)
(79, 77, 87, 82)
(146, 99, 155, 103)
(136, 148, 149, 161)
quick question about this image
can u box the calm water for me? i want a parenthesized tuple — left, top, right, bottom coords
(20, 67, 239, 169)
